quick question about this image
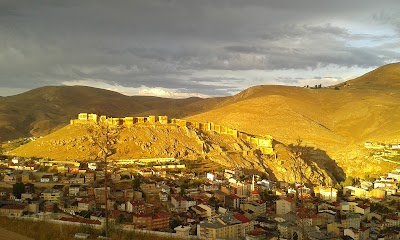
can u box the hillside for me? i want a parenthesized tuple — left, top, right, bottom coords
(187, 63, 400, 177)
(10, 123, 337, 184)
(0, 86, 220, 140)
(3, 63, 400, 178)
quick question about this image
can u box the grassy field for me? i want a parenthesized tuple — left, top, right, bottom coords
(0, 217, 184, 240)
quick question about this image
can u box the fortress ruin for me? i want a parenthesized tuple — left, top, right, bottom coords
(71, 113, 274, 155)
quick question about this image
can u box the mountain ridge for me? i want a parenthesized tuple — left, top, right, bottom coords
(2, 62, 400, 178)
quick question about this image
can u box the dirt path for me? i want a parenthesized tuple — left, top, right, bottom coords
(0, 227, 33, 240)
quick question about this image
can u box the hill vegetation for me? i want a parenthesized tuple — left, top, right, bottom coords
(0, 217, 183, 240)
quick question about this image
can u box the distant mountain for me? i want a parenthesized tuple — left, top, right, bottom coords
(0, 85, 221, 140)
(3, 62, 400, 178)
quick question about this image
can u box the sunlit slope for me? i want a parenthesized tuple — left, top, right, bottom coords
(187, 86, 345, 148)
(11, 123, 339, 184)
(186, 63, 400, 177)
(0, 85, 218, 140)
(188, 63, 400, 147)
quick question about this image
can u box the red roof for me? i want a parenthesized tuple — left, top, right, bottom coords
(130, 201, 145, 206)
(78, 198, 95, 204)
(226, 194, 240, 199)
(356, 204, 370, 209)
(233, 213, 250, 223)
(153, 212, 170, 219)
(173, 196, 186, 201)
(282, 197, 295, 203)
(1, 205, 26, 210)
(386, 215, 400, 221)
(59, 217, 101, 225)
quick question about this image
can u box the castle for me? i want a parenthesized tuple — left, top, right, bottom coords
(71, 113, 274, 154)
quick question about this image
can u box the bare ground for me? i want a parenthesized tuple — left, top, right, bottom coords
(0, 227, 33, 240)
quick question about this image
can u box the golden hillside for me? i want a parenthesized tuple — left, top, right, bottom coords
(187, 63, 400, 177)
(10, 122, 337, 184)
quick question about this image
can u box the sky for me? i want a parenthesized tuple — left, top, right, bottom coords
(1, 0, 400, 98)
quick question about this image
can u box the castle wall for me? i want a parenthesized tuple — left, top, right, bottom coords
(71, 113, 273, 153)
(136, 117, 145, 123)
(123, 117, 134, 126)
(159, 116, 168, 124)
(88, 114, 98, 122)
(78, 113, 88, 120)
(148, 116, 156, 124)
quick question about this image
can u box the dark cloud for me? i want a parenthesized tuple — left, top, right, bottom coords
(0, 0, 399, 97)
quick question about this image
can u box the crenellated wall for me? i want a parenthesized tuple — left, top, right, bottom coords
(71, 113, 273, 154)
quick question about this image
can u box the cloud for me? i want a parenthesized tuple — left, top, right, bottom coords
(0, 1, 399, 97)
(61, 79, 210, 99)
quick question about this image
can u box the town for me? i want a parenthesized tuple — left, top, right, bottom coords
(1, 114, 400, 240)
(1, 152, 400, 240)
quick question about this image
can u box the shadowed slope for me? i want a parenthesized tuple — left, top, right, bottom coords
(0, 86, 220, 140)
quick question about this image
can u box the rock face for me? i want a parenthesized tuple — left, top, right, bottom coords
(11, 123, 339, 185)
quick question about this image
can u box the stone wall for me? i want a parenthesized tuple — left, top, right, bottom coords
(71, 113, 273, 153)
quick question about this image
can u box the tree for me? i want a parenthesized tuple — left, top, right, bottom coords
(180, 183, 188, 196)
(132, 177, 141, 190)
(12, 182, 25, 199)
(86, 120, 121, 237)
(341, 176, 354, 187)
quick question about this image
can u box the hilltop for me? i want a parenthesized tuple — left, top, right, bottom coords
(0, 85, 220, 140)
(10, 118, 338, 184)
(3, 62, 400, 178)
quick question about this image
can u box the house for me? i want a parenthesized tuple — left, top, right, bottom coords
(126, 201, 146, 214)
(85, 171, 96, 183)
(4, 173, 20, 183)
(171, 195, 196, 212)
(202, 182, 219, 192)
(59, 199, 78, 214)
(52, 174, 59, 182)
(78, 198, 96, 212)
(24, 183, 35, 194)
(159, 192, 169, 202)
(240, 201, 266, 219)
(69, 174, 85, 184)
(224, 194, 241, 209)
(343, 186, 367, 199)
(0, 205, 27, 217)
(385, 215, 400, 227)
(344, 227, 370, 240)
(276, 197, 295, 215)
(355, 204, 370, 216)
(21, 193, 36, 201)
(340, 201, 358, 214)
(191, 204, 215, 217)
(197, 212, 253, 239)
(314, 186, 338, 202)
(159, 184, 171, 193)
(341, 213, 361, 229)
(69, 185, 81, 196)
(21, 172, 34, 183)
(41, 189, 63, 202)
(40, 175, 52, 183)
(132, 212, 170, 230)
(94, 187, 110, 203)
